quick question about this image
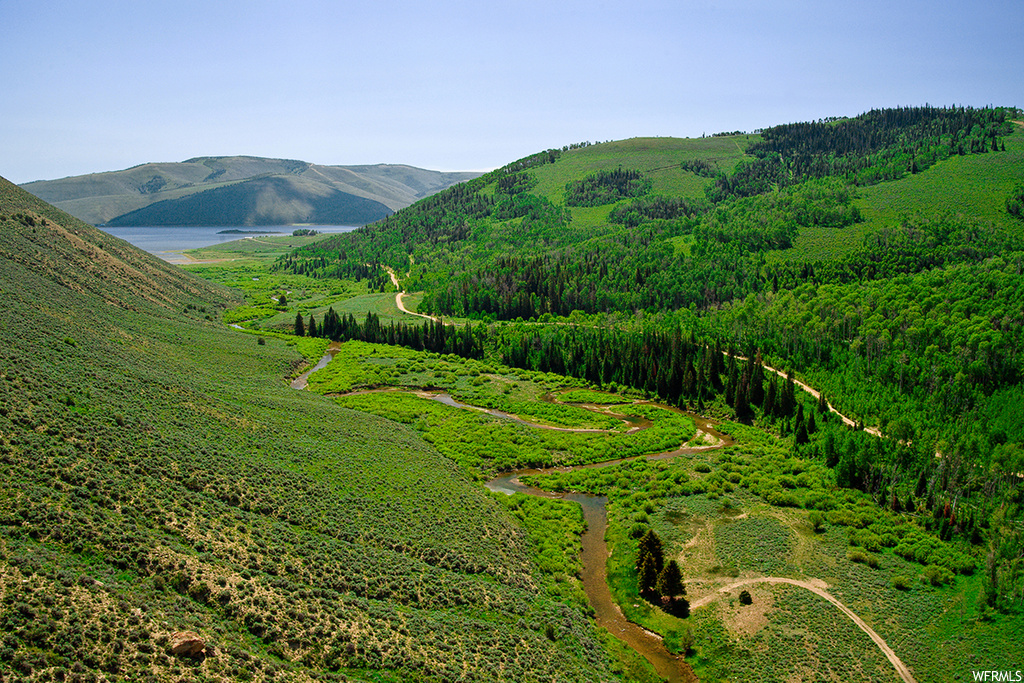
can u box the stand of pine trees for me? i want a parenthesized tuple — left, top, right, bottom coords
(636, 530, 689, 617)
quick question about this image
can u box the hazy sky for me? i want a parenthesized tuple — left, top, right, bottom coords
(2, 0, 1021, 184)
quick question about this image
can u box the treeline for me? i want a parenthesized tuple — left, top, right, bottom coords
(696, 178, 861, 251)
(415, 179, 873, 318)
(564, 168, 652, 207)
(752, 105, 1014, 164)
(296, 309, 485, 359)
(735, 105, 1017, 192)
(419, 206, 1019, 322)
(679, 158, 718, 177)
(609, 195, 709, 227)
(496, 171, 537, 195)
(493, 322, 807, 433)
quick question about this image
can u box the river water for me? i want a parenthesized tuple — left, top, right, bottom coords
(484, 411, 729, 683)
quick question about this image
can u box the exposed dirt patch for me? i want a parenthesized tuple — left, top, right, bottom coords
(691, 577, 917, 683)
(686, 429, 723, 448)
(384, 265, 442, 322)
(719, 583, 774, 638)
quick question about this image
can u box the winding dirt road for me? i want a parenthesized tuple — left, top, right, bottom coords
(383, 266, 441, 322)
(380, 264, 880, 436)
(690, 577, 916, 683)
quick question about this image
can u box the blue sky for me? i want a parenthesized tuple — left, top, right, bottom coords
(2, 0, 1021, 184)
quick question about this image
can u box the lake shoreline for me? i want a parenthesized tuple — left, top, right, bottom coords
(99, 224, 359, 262)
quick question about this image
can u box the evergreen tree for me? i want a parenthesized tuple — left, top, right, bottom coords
(735, 374, 752, 421)
(656, 560, 685, 597)
(655, 560, 689, 617)
(294, 312, 305, 337)
(780, 371, 797, 417)
(750, 352, 765, 406)
(308, 314, 318, 338)
(764, 375, 778, 418)
(794, 404, 809, 444)
(822, 429, 839, 467)
(637, 553, 659, 598)
(637, 529, 664, 573)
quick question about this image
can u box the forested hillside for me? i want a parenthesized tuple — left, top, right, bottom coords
(276, 106, 1024, 623)
(0, 177, 621, 682)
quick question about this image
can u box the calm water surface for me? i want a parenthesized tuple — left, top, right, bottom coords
(100, 225, 359, 261)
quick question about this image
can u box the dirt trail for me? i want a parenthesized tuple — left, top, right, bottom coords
(383, 266, 441, 323)
(371, 274, 882, 438)
(691, 577, 916, 683)
(729, 352, 881, 437)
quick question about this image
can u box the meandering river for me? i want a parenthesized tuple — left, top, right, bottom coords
(289, 346, 722, 681)
(484, 411, 729, 683)
(287, 347, 916, 682)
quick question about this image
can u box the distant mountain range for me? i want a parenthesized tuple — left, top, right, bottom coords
(20, 156, 481, 227)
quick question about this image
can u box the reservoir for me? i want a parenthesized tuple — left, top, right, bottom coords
(99, 224, 360, 261)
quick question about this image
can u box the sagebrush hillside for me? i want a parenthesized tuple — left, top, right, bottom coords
(0, 177, 617, 682)
(20, 156, 481, 226)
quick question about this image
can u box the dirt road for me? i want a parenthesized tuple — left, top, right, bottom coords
(383, 266, 441, 322)
(730, 352, 882, 436)
(691, 577, 916, 683)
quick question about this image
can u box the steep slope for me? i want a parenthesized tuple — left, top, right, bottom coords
(20, 156, 481, 226)
(0, 177, 617, 681)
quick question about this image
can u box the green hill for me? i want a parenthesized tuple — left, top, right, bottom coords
(20, 156, 481, 226)
(104, 175, 394, 227)
(273, 108, 1024, 676)
(278, 105, 1024, 438)
(0, 177, 618, 681)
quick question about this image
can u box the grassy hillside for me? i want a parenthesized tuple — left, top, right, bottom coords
(274, 135, 757, 315)
(20, 157, 480, 226)
(0, 177, 621, 682)
(530, 136, 754, 208)
(771, 120, 1024, 262)
(280, 108, 1023, 324)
